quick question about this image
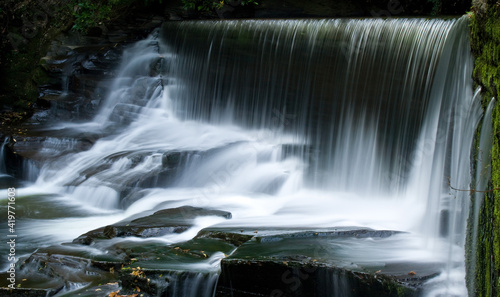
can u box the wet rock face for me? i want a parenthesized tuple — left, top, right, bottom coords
(0, 15, 166, 182)
(38, 17, 164, 123)
(215, 229, 440, 297)
(217, 262, 419, 297)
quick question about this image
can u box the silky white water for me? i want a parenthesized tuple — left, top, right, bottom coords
(1, 17, 481, 296)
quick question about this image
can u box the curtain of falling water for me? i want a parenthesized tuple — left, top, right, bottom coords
(162, 18, 471, 196)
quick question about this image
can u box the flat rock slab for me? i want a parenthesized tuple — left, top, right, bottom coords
(213, 227, 443, 297)
(73, 206, 232, 244)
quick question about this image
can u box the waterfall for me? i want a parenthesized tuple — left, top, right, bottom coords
(0, 137, 8, 174)
(11, 16, 479, 296)
(467, 97, 496, 294)
(162, 18, 475, 197)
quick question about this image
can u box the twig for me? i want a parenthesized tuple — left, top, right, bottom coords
(447, 177, 500, 193)
(449, 184, 500, 193)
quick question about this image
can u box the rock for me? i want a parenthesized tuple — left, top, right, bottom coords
(0, 127, 102, 181)
(196, 229, 255, 246)
(0, 287, 57, 297)
(214, 228, 441, 297)
(15, 228, 250, 296)
(0, 243, 124, 297)
(113, 229, 252, 296)
(149, 205, 232, 220)
(1, 226, 442, 297)
(0, 174, 21, 189)
(73, 206, 232, 244)
(217, 261, 421, 297)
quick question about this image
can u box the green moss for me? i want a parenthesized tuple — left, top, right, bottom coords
(470, 6, 500, 105)
(492, 103, 500, 296)
(468, 2, 500, 296)
(70, 0, 139, 32)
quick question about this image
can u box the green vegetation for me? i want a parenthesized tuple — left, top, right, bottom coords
(470, 8, 500, 102)
(71, 0, 119, 32)
(71, 0, 258, 31)
(70, 0, 154, 32)
(181, 0, 257, 12)
(468, 1, 500, 296)
(428, 0, 442, 15)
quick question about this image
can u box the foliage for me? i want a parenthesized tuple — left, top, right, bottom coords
(181, 0, 258, 12)
(70, 0, 134, 32)
(470, 3, 500, 103)
(427, 0, 441, 15)
(71, 0, 259, 30)
(70, 0, 166, 32)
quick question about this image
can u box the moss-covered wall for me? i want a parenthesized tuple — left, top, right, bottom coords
(468, 1, 500, 296)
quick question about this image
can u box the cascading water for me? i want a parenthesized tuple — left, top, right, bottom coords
(2, 16, 481, 296)
(467, 97, 496, 295)
(0, 138, 8, 175)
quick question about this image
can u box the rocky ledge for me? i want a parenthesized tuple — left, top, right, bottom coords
(1, 208, 443, 297)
